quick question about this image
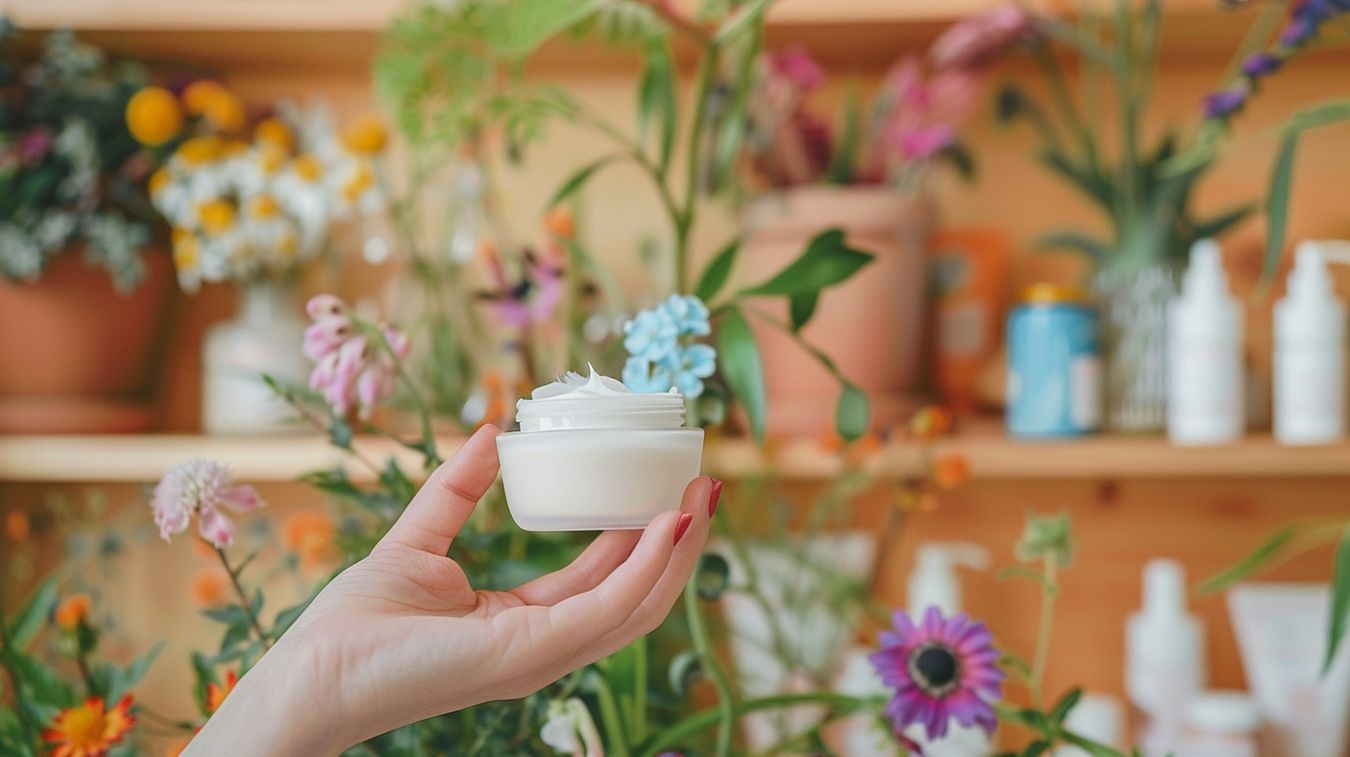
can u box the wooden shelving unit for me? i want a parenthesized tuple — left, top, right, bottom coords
(4, 427, 1348, 483)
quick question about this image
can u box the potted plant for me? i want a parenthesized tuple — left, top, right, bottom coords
(991, 0, 1350, 431)
(0, 25, 172, 433)
(126, 79, 392, 434)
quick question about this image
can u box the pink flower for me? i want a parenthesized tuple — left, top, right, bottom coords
(151, 459, 263, 548)
(767, 46, 825, 91)
(930, 5, 1035, 71)
(895, 124, 956, 160)
(304, 294, 409, 418)
(487, 255, 566, 329)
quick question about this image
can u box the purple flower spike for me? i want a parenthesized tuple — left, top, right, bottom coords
(1204, 89, 1248, 119)
(1241, 52, 1282, 78)
(1280, 16, 1316, 47)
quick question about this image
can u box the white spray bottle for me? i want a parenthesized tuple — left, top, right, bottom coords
(1168, 239, 1244, 445)
(1126, 559, 1206, 757)
(1275, 241, 1347, 445)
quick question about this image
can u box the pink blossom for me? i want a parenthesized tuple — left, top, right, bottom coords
(767, 46, 825, 91)
(930, 5, 1035, 71)
(303, 294, 409, 418)
(490, 259, 565, 329)
(151, 459, 263, 548)
(895, 124, 956, 160)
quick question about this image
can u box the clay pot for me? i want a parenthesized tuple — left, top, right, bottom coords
(742, 186, 932, 436)
(0, 250, 173, 433)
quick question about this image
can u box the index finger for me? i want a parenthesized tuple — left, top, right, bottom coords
(377, 425, 501, 555)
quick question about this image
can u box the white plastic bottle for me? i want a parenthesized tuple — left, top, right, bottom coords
(1168, 239, 1244, 445)
(1274, 242, 1347, 445)
(1126, 559, 1206, 757)
(907, 542, 991, 617)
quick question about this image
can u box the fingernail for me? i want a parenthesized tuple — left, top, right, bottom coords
(673, 513, 693, 546)
(708, 478, 724, 518)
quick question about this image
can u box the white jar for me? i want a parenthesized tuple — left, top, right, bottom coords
(202, 282, 308, 434)
(1178, 690, 1260, 757)
(496, 369, 703, 531)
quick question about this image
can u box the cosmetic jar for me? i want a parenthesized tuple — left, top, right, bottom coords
(496, 369, 704, 531)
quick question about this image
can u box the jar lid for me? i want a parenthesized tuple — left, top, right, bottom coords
(1019, 283, 1088, 305)
(1186, 690, 1260, 734)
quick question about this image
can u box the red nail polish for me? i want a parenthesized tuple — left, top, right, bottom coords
(673, 513, 693, 546)
(708, 478, 724, 518)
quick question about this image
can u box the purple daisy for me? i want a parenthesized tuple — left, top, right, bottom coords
(868, 607, 1004, 741)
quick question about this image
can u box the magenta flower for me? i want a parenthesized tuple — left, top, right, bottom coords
(930, 5, 1035, 71)
(894, 124, 956, 161)
(487, 254, 565, 329)
(869, 607, 1004, 741)
(767, 46, 825, 91)
(304, 293, 410, 419)
(151, 459, 264, 548)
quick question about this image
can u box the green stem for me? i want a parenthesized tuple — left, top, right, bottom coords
(682, 580, 736, 757)
(215, 548, 271, 650)
(591, 673, 632, 757)
(1030, 554, 1059, 708)
(371, 323, 442, 468)
(677, 45, 721, 294)
(638, 692, 872, 757)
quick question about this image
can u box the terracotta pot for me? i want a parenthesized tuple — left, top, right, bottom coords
(0, 250, 173, 433)
(742, 186, 932, 436)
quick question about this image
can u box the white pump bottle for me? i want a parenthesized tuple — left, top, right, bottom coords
(1126, 559, 1206, 757)
(1275, 241, 1347, 445)
(1167, 239, 1244, 445)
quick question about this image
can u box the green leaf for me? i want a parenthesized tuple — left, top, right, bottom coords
(739, 229, 875, 297)
(1037, 231, 1109, 262)
(1039, 148, 1113, 210)
(273, 602, 309, 639)
(1, 649, 76, 708)
(106, 641, 163, 702)
(1323, 528, 1350, 674)
(694, 239, 740, 304)
(219, 622, 250, 654)
(695, 553, 731, 601)
(637, 36, 677, 173)
(788, 291, 818, 332)
(996, 566, 1050, 588)
(190, 651, 217, 717)
(826, 87, 861, 185)
(547, 154, 622, 209)
(477, 0, 604, 58)
(1198, 526, 1296, 594)
(938, 142, 976, 182)
(5, 576, 57, 649)
(1264, 131, 1298, 283)
(328, 414, 353, 451)
(202, 605, 251, 627)
(1049, 687, 1082, 725)
(1192, 202, 1256, 242)
(1021, 739, 1051, 757)
(715, 308, 766, 441)
(835, 383, 869, 442)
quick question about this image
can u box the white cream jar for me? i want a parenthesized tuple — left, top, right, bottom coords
(496, 368, 704, 531)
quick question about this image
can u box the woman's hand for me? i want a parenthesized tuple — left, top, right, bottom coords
(188, 425, 720, 755)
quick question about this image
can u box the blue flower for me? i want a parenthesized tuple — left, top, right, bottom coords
(662, 294, 711, 337)
(623, 308, 678, 362)
(622, 356, 675, 393)
(662, 343, 717, 398)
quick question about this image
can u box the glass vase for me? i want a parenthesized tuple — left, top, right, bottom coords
(201, 281, 309, 434)
(1096, 262, 1179, 433)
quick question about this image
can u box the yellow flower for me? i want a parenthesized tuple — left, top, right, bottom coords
(254, 116, 294, 152)
(258, 145, 288, 175)
(147, 167, 171, 197)
(172, 229, 200, 270)
(340, 114, 388, 155)
(247, 194, 282, 219)
(183, 80, 246, 133)
(54, 594, 92, 632)
(197, 200, 236, 236)
(292, 153, 323, 182)
(43, 696, 136, 757)
(175, 136, 222, 165)
(220, 138, 250, 157)
(125, 86, 183, 146)
(190, 569, 230, 608)
(206, 670, 238, 714)
(341, 164, 374, 203)
(281, 511, 338, 570)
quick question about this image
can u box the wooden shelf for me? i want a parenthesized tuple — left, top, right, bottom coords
(3, 428, 1349, 484)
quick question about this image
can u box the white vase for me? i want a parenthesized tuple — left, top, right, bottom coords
(201, 282, 309, 434)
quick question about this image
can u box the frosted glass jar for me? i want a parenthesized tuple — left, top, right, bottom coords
(497, 428, 703, 531)
(496, 369, 704, 531)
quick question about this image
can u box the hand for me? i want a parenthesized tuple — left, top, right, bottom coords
(187, 425, 720, 755)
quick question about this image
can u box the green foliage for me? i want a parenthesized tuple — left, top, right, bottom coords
(715, 307, 767, 441)
(4, 577, 57, 650)
(693, 239, 740, 303)
(1324, 528, 1350, 673)
(835, 383, 869, 442)
(1264, 100, 1350, 281)
(637, 35, 678, 174)
(739, 229, 874, 297)
(694, 553, 730, 601)
(1016, 513, 1074, 566)
(1198, 526, 1296, 594)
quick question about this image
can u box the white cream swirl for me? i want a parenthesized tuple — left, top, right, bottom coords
(516, 366, 685, 432)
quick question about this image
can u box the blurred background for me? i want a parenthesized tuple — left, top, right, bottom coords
(3, 1, 1350, 755)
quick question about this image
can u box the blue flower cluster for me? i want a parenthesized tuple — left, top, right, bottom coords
(621, 295, 717, 397)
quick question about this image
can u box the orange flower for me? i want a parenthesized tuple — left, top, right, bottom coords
(206, 669, 238, 714)
(931, 452, 971, 489)
(280, 511, 338, 570)
(182, 80, 246, 133)
(54, 594, 92, 632)
(340, 114, 389, 155)
(910, 405, 953, 442)
(190, 569, 230, 608)
(5, 509, 31, 541)
(542, 207, 576, 240)
(43, 696, 135, 757)
(125, 86, 183, 146)
(164, 736, 191, 757)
